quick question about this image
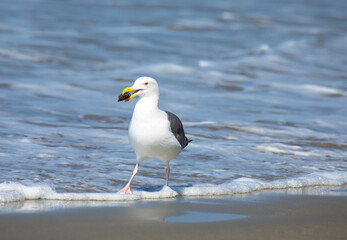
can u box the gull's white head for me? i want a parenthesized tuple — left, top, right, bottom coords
(120, 76, 159, 102)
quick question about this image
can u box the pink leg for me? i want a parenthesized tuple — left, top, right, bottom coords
(118, 163, 139, 194)
(165, 162, 170, 186)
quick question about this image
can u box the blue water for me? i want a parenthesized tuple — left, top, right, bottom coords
(0, 0, 346, 199)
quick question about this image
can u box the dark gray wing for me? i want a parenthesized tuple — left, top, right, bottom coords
(165, 111, 189, 149)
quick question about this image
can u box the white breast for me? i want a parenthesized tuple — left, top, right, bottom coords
(128, 102, 182, 163)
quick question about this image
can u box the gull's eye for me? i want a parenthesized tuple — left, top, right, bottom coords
(144, 82, 149, 86)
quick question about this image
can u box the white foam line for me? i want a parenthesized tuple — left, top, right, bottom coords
(236, 125, 333, 139)
(185, 121, 216, 127)
(1, 172, 346, 203)
(270, 83, 347, 97)
(256, 144, 325, 157)
(301, 84, 347, 96)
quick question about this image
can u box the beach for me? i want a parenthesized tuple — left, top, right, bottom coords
(1, 190, 347, 240)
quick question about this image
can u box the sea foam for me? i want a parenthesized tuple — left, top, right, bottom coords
(1, 172, 346, 203)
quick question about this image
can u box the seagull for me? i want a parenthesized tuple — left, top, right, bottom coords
(117, 76, 190, 194)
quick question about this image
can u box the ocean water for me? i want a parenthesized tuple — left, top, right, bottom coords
(0, 0, 346, 204)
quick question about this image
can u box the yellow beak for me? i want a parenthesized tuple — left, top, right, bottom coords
(122, 86, 140, 102)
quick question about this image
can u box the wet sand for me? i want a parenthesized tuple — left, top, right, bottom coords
(1, 192, 347, 240)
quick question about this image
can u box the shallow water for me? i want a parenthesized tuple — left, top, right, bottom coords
(0, 0, 346, 202)
(161, 211, 247, 223)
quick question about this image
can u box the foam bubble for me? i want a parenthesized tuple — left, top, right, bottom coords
(198, 60, 213, 68)
(221, 12, 240, 20)
(19, 138, 31, 143)
(175, 18, 219, 29)
(257, 44, 270, 53)
(149, 63, 196, 74)
(36, 153, 55, 158)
